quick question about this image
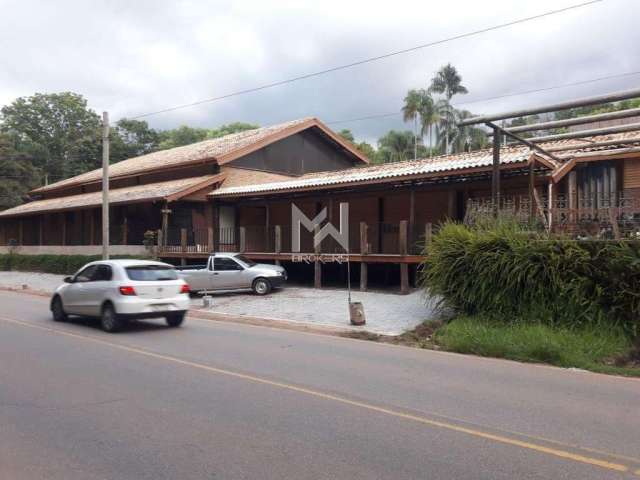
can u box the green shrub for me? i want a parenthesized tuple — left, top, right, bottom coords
(435, 316, 637, 374)
(420, 221, 640, 335)
(0, 254, 148, 275)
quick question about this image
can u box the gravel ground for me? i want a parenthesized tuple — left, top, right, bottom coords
(0, 271, 436, 335)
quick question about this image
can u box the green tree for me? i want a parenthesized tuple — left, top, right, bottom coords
(429, 63, 468, 100)
(111, 119, 159, 161)
(354, 141, 376, 161)
(0, 92, 102, 180)
(429, 64, 469, 154)
(157, 125, 209, 150)
(337, 129, 355, 143)
(0, 132, 42, 209)
(208, 122, 258, 138)
(377, 130, 426, 164)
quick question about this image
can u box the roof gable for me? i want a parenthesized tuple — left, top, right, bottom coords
(32, 117, 369, 195)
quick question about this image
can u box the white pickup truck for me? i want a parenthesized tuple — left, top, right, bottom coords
(176, 252, 287, 295)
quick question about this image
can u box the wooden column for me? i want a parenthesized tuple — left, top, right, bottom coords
(360, 221, 368, 291)
(528, 162, 535, 219)
(547, 180, 555, 232)
(568, 171, 577, 223)
(424, 223, 433, 252)
(18, 219, 23, 246)
(239, 227, 246, 253)
(409, 189, 415, 227)
(212, 203, 220, 252)
(274, 225, 282, 266)
(492, 128, 501, 215)
(207, 227, 214, 253)
(399, 220, 409, 294)
(180, 228, 187, 253)
(161, 202, 171, 248)
(314, 224, 321, 289)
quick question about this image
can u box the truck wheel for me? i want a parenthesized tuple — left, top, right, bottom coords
(51, 296, 67, 322)
(252, 278, 271, 295)
(166, 312, 185, 327)
(101, 303, 124, 333)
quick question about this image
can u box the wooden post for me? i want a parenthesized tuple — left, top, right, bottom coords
(18, 219, 23, 246)
(528, 162, 535, 220)
(399, 220, 409, 294)
(360, 262, 368, 292)
(424, 223, 433, 251)
(207, 227, 214, 253)
(568, 170, 577, 224)
(548, 181, 554, 232)
(102, 111, 110, 259)
(359, 222, 368, 255)
(161, 203, 171, 249)
(239, 227, 246, 253)
(180, 228, 187, 253)
(409, 189, 415, 227)
(359, 221, 368, 291)
(274, 225, 282, 266)
(492, 128, 501, 215)
(314, 224, 321, 288)
(38, 216, 43, 246)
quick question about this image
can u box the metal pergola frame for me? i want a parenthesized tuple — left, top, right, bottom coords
(457, 87, 640, 213)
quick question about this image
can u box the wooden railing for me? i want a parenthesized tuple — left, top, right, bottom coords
(157, 221, 435, 256)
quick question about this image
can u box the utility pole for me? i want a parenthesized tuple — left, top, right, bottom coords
(102, 111, 110, 260)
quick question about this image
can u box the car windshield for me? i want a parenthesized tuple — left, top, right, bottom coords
(125, 265, 178, 281)
(234, 254, 257, 267)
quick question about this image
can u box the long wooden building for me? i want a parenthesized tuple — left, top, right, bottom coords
(1, 116, 639, 291)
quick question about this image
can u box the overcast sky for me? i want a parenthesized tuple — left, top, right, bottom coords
(0, 0, 638, 144)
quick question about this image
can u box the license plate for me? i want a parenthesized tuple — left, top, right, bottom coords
(150, 304, 169, 312)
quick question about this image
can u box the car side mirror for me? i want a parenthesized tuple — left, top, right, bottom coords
(64, 276, 74, 283)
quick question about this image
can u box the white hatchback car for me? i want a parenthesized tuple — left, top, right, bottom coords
(50, 259, 191, 332)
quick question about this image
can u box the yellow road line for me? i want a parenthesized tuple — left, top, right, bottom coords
(0, 316, 631, 474)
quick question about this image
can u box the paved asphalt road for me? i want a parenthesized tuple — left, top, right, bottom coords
(1, 290, 639, 479)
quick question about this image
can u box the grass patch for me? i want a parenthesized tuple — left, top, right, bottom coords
(435, 316, 640, 376)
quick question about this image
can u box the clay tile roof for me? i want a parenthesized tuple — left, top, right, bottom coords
(0, 174, 225, 218)
(31, 117, 368, 195)
(209, 131, 640, 197)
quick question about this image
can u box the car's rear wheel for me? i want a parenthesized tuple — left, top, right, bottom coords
(51, 296, 67, 322)
(101, 303, 124, 333)
(252, 278, 271, 295)
(166, 312, 185, 327)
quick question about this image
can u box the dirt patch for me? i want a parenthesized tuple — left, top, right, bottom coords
(340, 320, 444, 349)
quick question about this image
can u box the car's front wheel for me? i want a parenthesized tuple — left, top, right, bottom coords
(51, 296, 67, 322)
(252, 278, 271, 295)
(101, 303, 124, 333)
(166, 312, 185, 327)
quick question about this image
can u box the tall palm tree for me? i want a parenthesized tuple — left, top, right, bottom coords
(429, 63, 468, 100)
(377, 130, 414, 163)
(429, 64, 468, 154)
(402, 89, 422, 160)
(417, 93, 438, 157)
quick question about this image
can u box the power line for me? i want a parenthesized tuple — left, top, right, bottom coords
(326, 69, 640, 125)
(125, 0, 603, 121)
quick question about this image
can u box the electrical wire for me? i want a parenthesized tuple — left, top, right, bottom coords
(125, 0, 603, 121)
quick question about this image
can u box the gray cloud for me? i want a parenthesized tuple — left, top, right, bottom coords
(1, 0, 638, 146)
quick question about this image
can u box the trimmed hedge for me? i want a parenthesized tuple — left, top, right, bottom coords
(0, 254, 148, 276)
(420, 222, 640, 336)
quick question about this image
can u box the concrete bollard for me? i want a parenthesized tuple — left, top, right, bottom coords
(349, 302, 366, 326)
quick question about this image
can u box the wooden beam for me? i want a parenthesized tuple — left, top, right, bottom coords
(568, 171, 577, 223)
(180, 228, 187, 253)
(359, 222, 368, 255)
(61, 213, 66, 246)
(122, 216, 128, 245)
(239, 227, 246, 253)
